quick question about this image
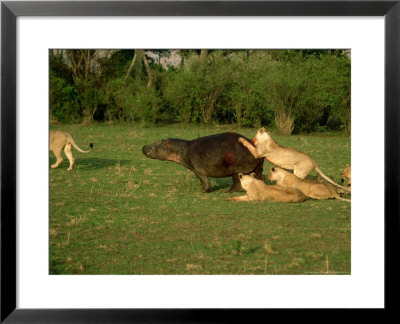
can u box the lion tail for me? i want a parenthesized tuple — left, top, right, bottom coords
(69, 136, 93, 153)
(336, 196, 351, 202)
(315, 165, 351, 193)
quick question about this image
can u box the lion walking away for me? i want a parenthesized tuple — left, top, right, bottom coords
(49, 130, 93, 171)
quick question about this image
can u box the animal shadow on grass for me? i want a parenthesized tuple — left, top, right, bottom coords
(213, 178, 243, 192)
(243, 245, 262, 255)
(49, 158, 130, 171)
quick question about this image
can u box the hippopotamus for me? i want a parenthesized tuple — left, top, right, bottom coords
(142, 132, 264, 192)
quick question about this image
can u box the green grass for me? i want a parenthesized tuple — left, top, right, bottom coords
(49, 123, 351, 275)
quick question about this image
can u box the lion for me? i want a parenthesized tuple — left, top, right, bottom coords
(225, 173, 306, 203)
(238, 127, 350, 192)
(49, 130, 93, 171)
(268, 167, 351, 202)
(341, 164, 351, 187)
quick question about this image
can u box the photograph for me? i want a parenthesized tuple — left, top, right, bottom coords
(49, 49, 351, 275)
(3, 0, 397, 319)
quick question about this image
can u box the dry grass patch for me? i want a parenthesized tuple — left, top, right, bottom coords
(126, 180, 141, 191)
(67, 216, 86, 227)
(49, 228, 57, 237)
(186, 264, 202, 272)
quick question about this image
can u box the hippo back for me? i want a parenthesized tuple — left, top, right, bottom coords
(186, 132, 263, 178)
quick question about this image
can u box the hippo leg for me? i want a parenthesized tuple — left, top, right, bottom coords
(253, 162, 265, 181)
(194, 173, 211, 192)
(229, 173, 243, 192)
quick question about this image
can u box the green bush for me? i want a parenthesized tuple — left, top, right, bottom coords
(49, 49, 351, 134)
(50, 72, 80, 123)
(246, 51, 350, 135)
(164, 51, 232, 124)
(104, 78, 161, 123)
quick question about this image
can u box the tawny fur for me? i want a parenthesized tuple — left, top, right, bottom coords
(268, 167, 350, 202)
(49, 130, 93, 171)
(238, 127, 350, 192)
(226, 173, 306, 203)
(341, 164, 351, 188)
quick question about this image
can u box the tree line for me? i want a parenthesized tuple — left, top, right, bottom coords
(50, 49, 351, 135)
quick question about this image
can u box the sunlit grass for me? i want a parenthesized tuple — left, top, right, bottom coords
(49, 123, 351, 275)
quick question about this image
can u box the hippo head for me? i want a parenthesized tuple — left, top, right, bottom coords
(142, 139, 172, 161)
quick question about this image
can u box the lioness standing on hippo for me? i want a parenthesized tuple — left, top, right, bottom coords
(142, 132, 264, 192)
(50, 130, 93, 171)
(238, 127, 350, 192)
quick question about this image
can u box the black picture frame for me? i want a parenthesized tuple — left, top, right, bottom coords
(1, 0, 399, 322)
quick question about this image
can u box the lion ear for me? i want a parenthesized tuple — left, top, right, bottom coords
(250, 173, 255, 177)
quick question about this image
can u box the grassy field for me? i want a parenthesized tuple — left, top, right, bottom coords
(49, 124, 351, 275)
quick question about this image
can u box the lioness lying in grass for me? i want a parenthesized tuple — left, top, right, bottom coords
(268, 167, 351, 202)
(226, 173, 306, 203)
